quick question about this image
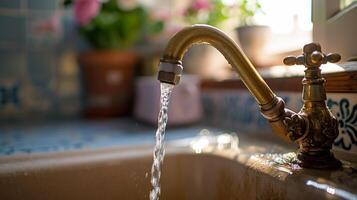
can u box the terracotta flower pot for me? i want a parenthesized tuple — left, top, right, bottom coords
(236, 25, 271, 68)
(78, 50, 138, 118)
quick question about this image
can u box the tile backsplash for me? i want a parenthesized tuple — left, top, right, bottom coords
(202, 89, 357, 161)
(0, 0, 81, 119)
(327, 94, 357, 154)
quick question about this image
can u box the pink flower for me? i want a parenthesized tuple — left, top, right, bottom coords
(191, 0, 211, 11)
(74, 0, 101, 25)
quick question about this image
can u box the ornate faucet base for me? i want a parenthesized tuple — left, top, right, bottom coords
(297, 151, 342, 170)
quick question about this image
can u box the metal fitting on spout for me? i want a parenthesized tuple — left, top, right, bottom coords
(157, 25, 342, 169)
(157, 61, 183, 85)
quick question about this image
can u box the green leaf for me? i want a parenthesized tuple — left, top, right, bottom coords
(63, 0, 73, 7)
(77, 0, 158, 49)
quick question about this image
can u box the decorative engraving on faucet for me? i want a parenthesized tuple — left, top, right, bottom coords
(283, 114, 306, 141)
(328, 98, 357, 150)
(322, 118, 339, 139)
(298, 107, 339, 149)
(157, 25, 342, 169)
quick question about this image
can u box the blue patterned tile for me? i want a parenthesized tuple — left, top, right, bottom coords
(0, 84, 20, 106)
(27, 12, 62, 48)
(0, 48, 26, 78)
(28, 0, 58, 10)
(327, 94, 357, 152)
(0, 5, 81, 119)
(0, 119, 208, 156)
(0, 48, 25, 112)
(0, 15, 26, 45)
(0, 0, 21, 9)
(27, 50, 56, 87)
(201, 90, 302, 134)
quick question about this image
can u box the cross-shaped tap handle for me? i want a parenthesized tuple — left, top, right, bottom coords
(283, 43, 341, 68)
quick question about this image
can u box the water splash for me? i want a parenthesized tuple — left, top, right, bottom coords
(150, 83, 174, 200)
(251, 152, 301, 172)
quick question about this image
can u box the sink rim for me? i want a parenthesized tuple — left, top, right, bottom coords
(1, 135, 356, 200)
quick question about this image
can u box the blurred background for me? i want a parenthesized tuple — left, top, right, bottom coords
(0, 0, 354, 122)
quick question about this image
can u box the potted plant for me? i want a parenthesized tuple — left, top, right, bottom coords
(235, 0, 270, 68)
(181, 0, 235, 78)
(183, 0, 231, 28)
(66, 0, 163, 117)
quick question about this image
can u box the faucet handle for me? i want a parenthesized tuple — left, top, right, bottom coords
(325, 53, 342, 63)
(283, 43, 341, 68)
(283, 55, 304, 66)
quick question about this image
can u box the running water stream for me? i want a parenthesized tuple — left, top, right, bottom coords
(150, 83, 174, 200)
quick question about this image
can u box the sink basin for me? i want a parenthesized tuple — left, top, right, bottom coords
(1, 138, 356, 200)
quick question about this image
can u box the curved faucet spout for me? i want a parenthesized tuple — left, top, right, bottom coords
(157, 24, 342, 169)
(160, 24, 274, 105)
(158, 24, 291, 140)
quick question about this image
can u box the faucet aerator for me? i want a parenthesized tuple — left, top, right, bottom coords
(158, 71, 181, 85)
(158, 61, 183, 85)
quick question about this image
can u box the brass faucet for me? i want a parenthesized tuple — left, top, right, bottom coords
(157, 24, 342, 169)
